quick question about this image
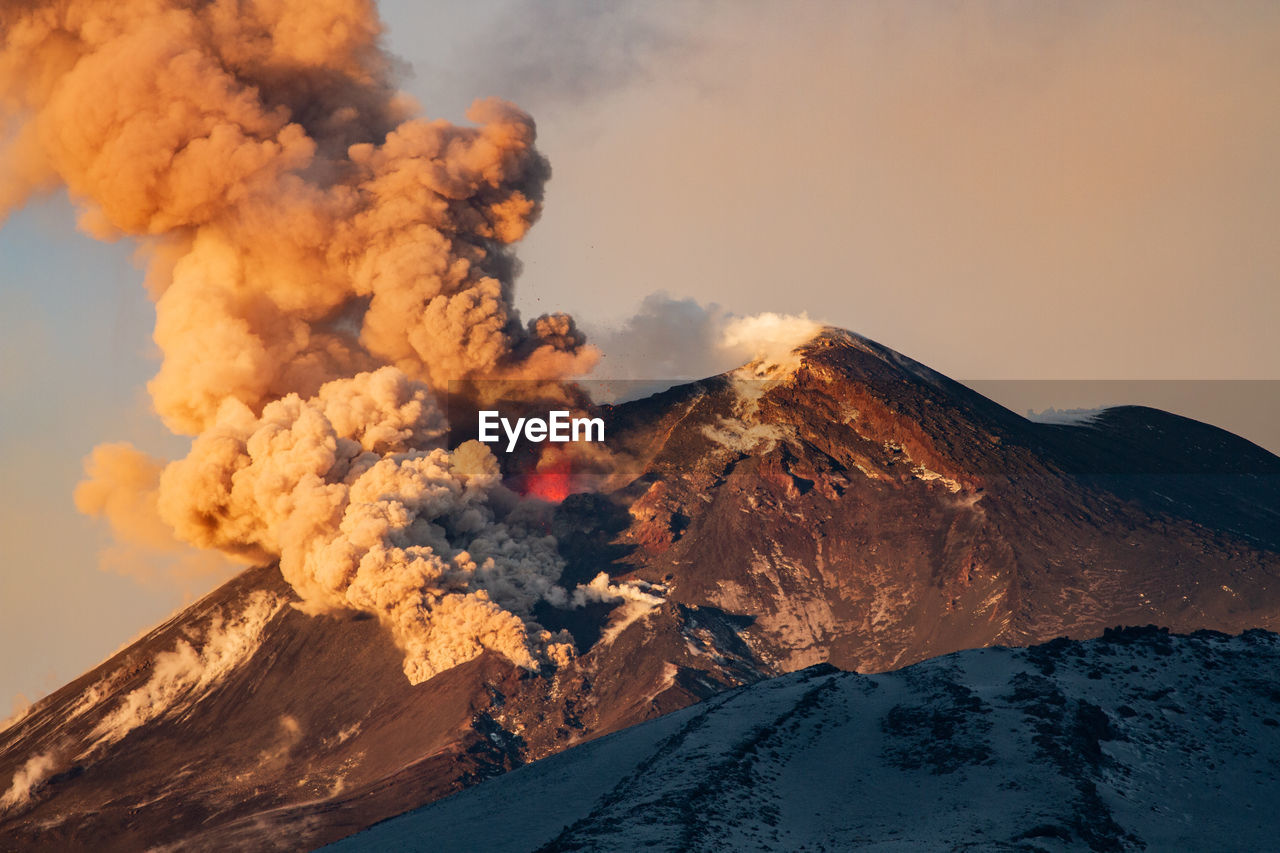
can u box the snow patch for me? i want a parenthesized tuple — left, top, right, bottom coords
(335, 722, 362, 745)
(641, 662, 681, 707)
(702, 417, 786, 453)
(911, 464, 962, 493)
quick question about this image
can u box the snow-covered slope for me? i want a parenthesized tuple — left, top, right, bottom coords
(332, 627, 1280, 852)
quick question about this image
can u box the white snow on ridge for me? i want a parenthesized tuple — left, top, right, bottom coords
(329, 629, 1280, 852)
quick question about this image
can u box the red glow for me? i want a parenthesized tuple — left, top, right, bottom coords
(522, 457, 573, 503)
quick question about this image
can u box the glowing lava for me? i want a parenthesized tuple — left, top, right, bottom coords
(523, 456, 573, 503)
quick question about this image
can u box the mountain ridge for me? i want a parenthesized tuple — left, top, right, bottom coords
(331, 626, 1280, 853)
(1, 328, 1277, 850)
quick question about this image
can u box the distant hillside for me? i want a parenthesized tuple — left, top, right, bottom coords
(335, 627, 1280, 852)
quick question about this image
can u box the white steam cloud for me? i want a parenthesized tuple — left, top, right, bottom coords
(590, 293, 823, 394)
(721, 311, 825, 378)
(0, 752, 56, 812)
(561, 572, 665, 645)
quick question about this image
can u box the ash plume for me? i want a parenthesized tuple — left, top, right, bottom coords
(1, 0, 597, 682)
(590, 293, 822, 391)
(73, 443, 237, 586)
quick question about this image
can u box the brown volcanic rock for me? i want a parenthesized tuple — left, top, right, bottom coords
(605, 330, 1280, 673)
(1, 328, 1277, 850)
(0, 567, 515, 851)
(0, 564, 756, 851)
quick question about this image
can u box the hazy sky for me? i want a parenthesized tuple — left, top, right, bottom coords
(2, 1, 1278, 711)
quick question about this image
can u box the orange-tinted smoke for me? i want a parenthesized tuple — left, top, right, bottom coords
(1, 0, 596, 434)
(1, 0, 596, 682)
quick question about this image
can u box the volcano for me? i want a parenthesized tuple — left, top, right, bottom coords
(2, 329, 1277, 850)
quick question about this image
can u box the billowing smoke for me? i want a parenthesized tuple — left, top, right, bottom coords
(589, 293, 823, 393)
(720, 311, 825, 377)
(0, 3, 596, 429)
(73, 443, 236, 586)
(152, 369, 576, 680)
(1, 1, 597, 682)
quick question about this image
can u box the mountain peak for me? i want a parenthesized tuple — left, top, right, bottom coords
(2, 331, 1278, 850)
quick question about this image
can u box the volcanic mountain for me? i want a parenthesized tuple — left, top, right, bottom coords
(2, 329, 1277, 850)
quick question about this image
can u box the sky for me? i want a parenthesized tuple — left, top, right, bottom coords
(1, 0, 1278, 712)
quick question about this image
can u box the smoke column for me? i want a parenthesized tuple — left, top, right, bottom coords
(0, 0, 599, 682)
